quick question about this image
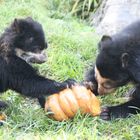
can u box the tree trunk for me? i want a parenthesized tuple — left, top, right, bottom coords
(91, 0, 140, 35)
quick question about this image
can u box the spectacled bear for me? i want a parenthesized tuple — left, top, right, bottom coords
(86, 21, 140, 120)
(0, 17, 75, 109)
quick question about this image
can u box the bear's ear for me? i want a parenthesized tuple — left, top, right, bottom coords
(13, 18, 20, 33)
(26, 17, 33, 22)
(98, 35, 112, 50)
(121, 53, 129, 68)
(101, 35, 112, 42)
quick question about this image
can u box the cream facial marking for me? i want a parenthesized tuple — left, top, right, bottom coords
(95, 66, 115, 95)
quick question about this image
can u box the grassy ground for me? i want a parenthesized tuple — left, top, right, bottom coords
(0, 0, 140, 140)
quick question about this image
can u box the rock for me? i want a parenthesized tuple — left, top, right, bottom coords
(91, 0, 140, 35)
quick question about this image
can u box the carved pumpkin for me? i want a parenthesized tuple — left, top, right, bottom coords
(45, 85, 101, 121)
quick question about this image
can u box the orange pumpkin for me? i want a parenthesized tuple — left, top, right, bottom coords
(0, 113, 6, 121)
(45, 85, 101, 121)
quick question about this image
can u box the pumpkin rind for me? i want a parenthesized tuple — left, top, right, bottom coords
(59, 89, 79, 118)
(0, 113, 6, 121)
(88, 90, 101, 116)
(45, 94, 68, 121)
(72, 85, 91, 114)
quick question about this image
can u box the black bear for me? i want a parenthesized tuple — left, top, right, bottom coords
(0, 17, 74, 109)
(86, 21, 140, 120)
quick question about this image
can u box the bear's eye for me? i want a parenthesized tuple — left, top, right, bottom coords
(102, 81, 114, 89)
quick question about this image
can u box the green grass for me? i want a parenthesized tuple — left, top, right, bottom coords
(0, 0, 140, 140)
(46, 0, 100, 19)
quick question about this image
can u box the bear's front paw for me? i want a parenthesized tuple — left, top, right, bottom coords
(62, 79, 77, 88)
(100, 107, 111, 120)
(100, 106, 131, 120)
